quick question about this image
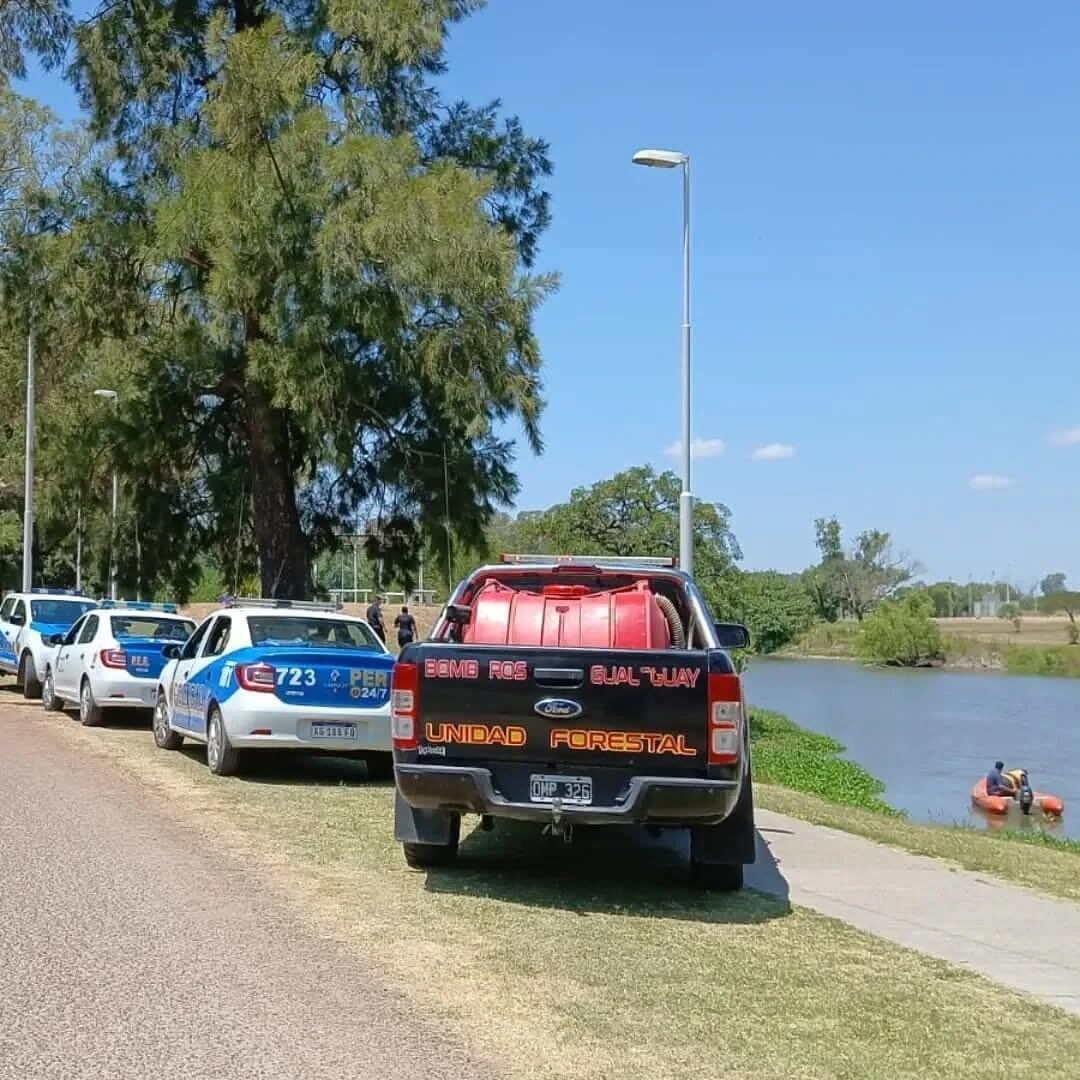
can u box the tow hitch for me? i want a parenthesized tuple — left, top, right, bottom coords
(542, 798, 574, 843)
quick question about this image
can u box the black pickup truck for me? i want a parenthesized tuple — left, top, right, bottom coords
(390, 554, 755, 890)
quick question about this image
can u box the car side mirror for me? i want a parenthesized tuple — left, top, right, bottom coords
(714, 622, 751, 651)
(45, 633, 65, 647)
(162, 643, 182, 660)
(10, 614, 25, 627)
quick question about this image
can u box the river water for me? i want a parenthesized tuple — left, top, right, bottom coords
(742, 658, 1080, 839)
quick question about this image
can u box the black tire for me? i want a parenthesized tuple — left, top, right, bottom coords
(79, 678, 104, 727)
(689, 768, 755, 892)
(365, 751, 395, 782)
(19, 652, 42, 700)
(206, 705, 240, 776)
(403, 815, 461, 869)
(41, 669, 61, 712)
(152, 693, 184, 751)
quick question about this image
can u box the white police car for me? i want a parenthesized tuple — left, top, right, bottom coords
(41, 601, 196, 725)
(152, 599, 395, 777)
(0, 589, 99, 699)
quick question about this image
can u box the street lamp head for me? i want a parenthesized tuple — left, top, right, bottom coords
(632, 148, 688, 169)
(93, 388, 118, 400)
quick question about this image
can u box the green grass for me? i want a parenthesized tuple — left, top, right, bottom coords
(780, 621, 860, 658)
(35, 709, 1080, 1080)
(749, 708, 898, 815)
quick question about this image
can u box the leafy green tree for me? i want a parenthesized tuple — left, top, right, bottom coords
(1039, 591, 1080, 644)
(731, 571, 815, 654)
(1041, 573, 1067, 597)
(856, 591, 944, 667)
(512, 465, 742, 608)
(11, 0, 558, 599)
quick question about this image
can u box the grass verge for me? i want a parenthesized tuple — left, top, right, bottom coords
(20, 705, 1080, 1080)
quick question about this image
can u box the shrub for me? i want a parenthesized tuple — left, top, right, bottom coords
(856, 591, 944, 667)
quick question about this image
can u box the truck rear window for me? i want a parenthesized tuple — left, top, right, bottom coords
(247, 616, 383, 651)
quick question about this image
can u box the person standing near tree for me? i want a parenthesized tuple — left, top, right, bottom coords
(366, 596, 386, 643)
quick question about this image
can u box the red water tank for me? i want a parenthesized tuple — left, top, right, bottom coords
(462, 580, 672, 650)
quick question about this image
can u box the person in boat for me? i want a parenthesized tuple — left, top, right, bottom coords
(986, 761, 1016, 797)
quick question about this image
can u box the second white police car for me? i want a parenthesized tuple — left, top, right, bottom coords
(41, 601, 196, 725)
(152, 598, 395, 777)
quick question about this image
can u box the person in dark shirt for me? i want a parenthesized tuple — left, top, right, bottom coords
(986, 760, 1015, 796)
(394, 606, 417, 648)
(365, 596, 385, 642)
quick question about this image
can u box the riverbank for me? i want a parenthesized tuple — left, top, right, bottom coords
(749, 706, 1080, 904)
(781, 619, 1080, 677)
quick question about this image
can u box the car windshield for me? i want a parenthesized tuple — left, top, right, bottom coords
(111, 616, 195, 641)
(30, 599, 97, 624)
(247, 616, 383, 651)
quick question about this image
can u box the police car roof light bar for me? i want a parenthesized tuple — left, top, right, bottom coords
(231, 597, 344, 612)
(30, 587, 87, 596)
(499, 554, 678, 569)
(98, 599, 179, 613)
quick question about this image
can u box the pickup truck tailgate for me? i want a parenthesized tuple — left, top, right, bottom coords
(410, 645, 709, 774)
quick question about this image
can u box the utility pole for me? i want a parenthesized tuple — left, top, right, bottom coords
(75, 503, 82, 592)
(21, 322, 35, 591)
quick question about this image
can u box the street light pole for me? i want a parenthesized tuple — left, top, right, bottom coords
(632, 148, 693, 575)
(93, 389, 120, 601)
(21, 321, 35, 591)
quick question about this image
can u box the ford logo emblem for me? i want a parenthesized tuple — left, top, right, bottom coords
(534, 698, 584, 720)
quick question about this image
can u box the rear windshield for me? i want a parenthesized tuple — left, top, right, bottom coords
(110, 616, 195, 641)
(30, 599, 97, 624)
(247, 616, 383, 651)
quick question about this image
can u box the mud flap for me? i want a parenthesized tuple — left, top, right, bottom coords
(691, 772, 756, 865)
(394, 789, 458, 845)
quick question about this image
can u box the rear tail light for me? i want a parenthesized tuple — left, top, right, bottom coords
(236, 662, 276, 693)
(100, 649, 127, 669)
(391, 661, 418, 750)
(707, 672, 743, 765)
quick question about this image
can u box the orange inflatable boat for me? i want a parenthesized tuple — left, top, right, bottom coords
(971, 777, 1064, 817)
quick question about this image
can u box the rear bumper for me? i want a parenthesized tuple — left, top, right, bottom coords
(91, 673, 159, 709)
(394, 764, 740, 826)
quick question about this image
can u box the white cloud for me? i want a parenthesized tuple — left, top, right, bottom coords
(751, 443, 795, 462)
(1049, 426, 1080, 447)
(664, 436, 726, 460)
(969, 473, 1015, 491)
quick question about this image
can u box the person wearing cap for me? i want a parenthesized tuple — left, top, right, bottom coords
(365, 595, 386, 642)
(986, 760, 1016, 797)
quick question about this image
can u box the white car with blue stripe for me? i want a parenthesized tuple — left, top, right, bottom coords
(40, 601, 196, 725)
(152, 599, 395, 777)
(0, 589, 99, 699)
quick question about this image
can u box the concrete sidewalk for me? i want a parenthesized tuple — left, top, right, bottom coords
(747, 808, 1080, 1015)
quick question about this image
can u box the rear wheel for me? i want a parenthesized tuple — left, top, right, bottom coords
(689, 768, 755, 892)
(206, 705, 240, 776)
(19, 652, 42, 700)
(152, 694, 184, 751)
(403, 814, 461, 869)
(41, 669, 61, 712)
(79, 678, 104, 727)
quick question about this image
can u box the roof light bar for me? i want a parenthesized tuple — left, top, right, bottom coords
(230, 597, 344, 612)
(499, 554, 678, 569)
(30, 587, 88, 596)
(98, 600, 179, 614)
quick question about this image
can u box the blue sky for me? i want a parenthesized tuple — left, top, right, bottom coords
(19, 1, 1080, 586)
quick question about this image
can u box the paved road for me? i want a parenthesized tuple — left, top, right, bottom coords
(749, 808, 1080, 1015)
(0, 706, 493, 1080)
